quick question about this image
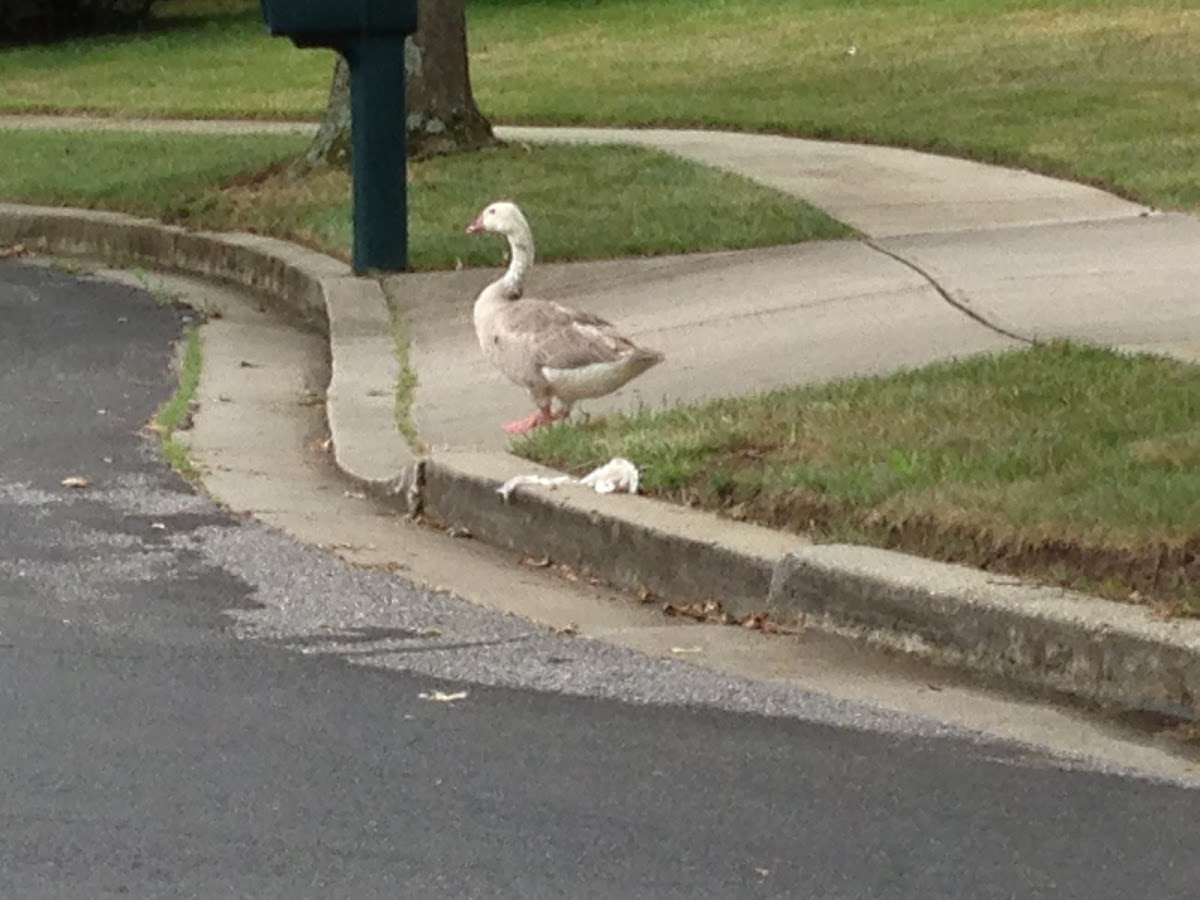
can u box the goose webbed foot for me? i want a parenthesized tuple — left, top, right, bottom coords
(503, 405, 569, 435)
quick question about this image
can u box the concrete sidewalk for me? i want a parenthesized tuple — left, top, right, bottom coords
(497, 125, 1151, 236)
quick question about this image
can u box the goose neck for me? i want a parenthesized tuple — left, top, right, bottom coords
(500, 223, 535, 295)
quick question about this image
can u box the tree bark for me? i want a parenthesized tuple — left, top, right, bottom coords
(300, 0, 494, 171)
(301, 59, 352, 169)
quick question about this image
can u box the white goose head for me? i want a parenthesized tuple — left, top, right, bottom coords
(466, 200, 536, 296)
(465, 200, 531, 239)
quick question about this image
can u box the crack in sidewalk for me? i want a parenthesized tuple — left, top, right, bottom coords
(862, 238, 1033, 345)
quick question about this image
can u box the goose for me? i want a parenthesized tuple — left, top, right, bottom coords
(465, 201, 664, 435)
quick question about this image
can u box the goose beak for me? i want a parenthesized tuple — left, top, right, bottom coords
(465, 216, 484, 235)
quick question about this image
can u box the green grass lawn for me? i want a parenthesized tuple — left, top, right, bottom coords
(0, 130, 305, 212)
(0, 130, 846, 267)
(0, 1, 331, 119)
(0, 0, 1196, 209)
(515, 342, 1200, 615)
(470, 0, 1200, 208)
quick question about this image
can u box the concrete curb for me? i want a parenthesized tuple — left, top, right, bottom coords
(0, 203, 417, 501)
(5, 203, 1199, 720)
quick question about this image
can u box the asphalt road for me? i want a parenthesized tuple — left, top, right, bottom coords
(2, 259, 1200, 899)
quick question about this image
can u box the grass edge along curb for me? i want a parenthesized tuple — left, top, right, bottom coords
(512, 341, 1200, 615)
(5, 200, 1200, 721)
(380, 284, 425, 455)
(152, 322, 202, 478)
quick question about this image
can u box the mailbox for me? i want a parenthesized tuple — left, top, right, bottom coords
(259, 0, 417, 43)
(259, 0, 418, 273)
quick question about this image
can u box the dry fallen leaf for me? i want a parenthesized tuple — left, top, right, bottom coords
(663, 598, 727, 623)
(760, 620, 789, 635)
(520, 555, 552, 568)
(60, 475, 91, 489)
(636, 586, 655, 604)
(555, 622, 579, 636)
(0, 243, 28, 259)
(739, 612, 768, 630)
(418, 690, 468, 703)
(307, 436, 333, 454)
(1147, 602, 1177, 621)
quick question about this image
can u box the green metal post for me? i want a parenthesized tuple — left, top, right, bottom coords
(343, 36, 409, 273)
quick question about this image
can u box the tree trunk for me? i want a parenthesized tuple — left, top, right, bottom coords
(301, 60, 352, 169)
(300, 0, 494, 170)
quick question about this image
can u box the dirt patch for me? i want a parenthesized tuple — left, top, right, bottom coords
(216, 164, 347, 213)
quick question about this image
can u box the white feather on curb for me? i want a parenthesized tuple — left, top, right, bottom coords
(497, 457, 640, 502)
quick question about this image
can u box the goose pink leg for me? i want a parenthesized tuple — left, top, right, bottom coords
(503, 405, 568, 435)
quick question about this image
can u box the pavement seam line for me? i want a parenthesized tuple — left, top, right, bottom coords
(862, 237, 1033, 345)
(280, 633, 544, 656)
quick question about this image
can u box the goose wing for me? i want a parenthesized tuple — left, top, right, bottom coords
(498, 300, 640, 371)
